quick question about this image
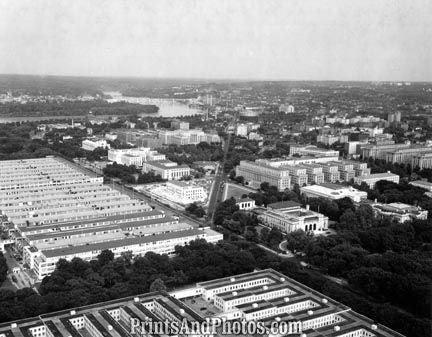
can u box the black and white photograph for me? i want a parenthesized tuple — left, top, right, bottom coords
(0, 1, 431, 336)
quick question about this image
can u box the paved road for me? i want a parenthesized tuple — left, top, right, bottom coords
(3, 248, 34, 289)
(278, 240, 295, 257)
(207, 164, 225, 222)
(208, 133, 232, 224)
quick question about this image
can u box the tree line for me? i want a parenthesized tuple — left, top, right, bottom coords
(0, 239, 429, 336)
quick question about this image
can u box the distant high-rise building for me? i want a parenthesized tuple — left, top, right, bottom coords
(279, 104, 295, 113)
(395, 111, 401, 123)
(388, 111, 401, 124)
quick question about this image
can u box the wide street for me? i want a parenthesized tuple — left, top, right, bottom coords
(208, 132, 232, 224)
(2, 247, 35, 290)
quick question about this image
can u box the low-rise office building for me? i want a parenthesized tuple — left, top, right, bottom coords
(142, 160, 190, 180)
(301, 183, 368, 203)
(28, 227, 222, 279)
(0, 269, 404, 337)
(369, 201, 428, 223)
(81, 139, 110, 151)
(409, 180, 432, 192)
(258, 201, 328, 234)
(354, 172, 400, 189)
(318, 162, 340, 182)
(108, 148, 166, 166)
(302, 164, 325, 184)
(235, 160, 291, 191)
(330, 161, 355, 182)
(158, 129, 221, 145)
(287, 166, 309, 186)
(289, 145, 339, 157)
(236, 158, 374, 191)
(411, 152, 432, 169)
(165, 181, 207, 203)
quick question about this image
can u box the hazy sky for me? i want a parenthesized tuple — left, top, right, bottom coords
(0, 0, 431, 81)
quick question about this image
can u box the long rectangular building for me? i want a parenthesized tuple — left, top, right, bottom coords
(354, 172, 400, 189)
(235, 157, 372, 191)
(360, 142, 432, 168)
(0, 269, 404, 337)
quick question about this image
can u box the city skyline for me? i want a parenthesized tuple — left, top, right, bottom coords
(0, 0, 431, 81)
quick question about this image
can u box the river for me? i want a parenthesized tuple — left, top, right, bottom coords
(105, 91, 202, 117)
(0, 92, 202, 123)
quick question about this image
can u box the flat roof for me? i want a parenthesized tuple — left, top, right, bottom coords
(42, 228, 205, 258)
(145, 161, 189, 169)
(0, 269, 406, 337)
(410, 180, 432, 187)
(356, 172, 399, 179)
(19, 210, 162, 233)
(25, 224, 121, 241)
(267, 201, 301, 210)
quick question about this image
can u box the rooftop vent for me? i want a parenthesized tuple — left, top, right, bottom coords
(70, 310, 76, 315)
(322, 298, 328, 304)
(334, 326, 340, 332)
(134, 297, 139, 302)
(10, 323, 17, 329)
(280, 277, 285, 282)
(275, 317, 281, 322)
(307, 310, 313, 315)
(263, 285, 268, 290)
(284, 297, 289, 302)
(230, 277, 236, 282)
(371, 324, 378, 330)
(232, 291, 238, 296)
(107, 326, 113, 331)
(252, 303, 258, 308)
(179, 309, 185, 315)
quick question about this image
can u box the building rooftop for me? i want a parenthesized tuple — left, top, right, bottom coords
(410, 180, 432, 187)
(0, 269, 406, 337)
(267, 200, 301, 210)
(356, 172, 399, 179)
(42, 228, 206, 258)
(145, 160, 189, 169)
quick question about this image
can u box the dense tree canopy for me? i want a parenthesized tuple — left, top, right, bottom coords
(0, 253, 7, 284)
(0, 238, 428, 336)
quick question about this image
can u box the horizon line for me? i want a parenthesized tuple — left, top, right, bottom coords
(0, 73, 431, 84)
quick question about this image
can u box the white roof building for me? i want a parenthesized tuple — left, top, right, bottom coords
(409, 180, 432, 192)
(166, 180, 207, 203)
(369, 201, 428, 223)
(301, 183, 368, 203)
(108, 147, 166, 166)
(82, 139, 110, 151)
